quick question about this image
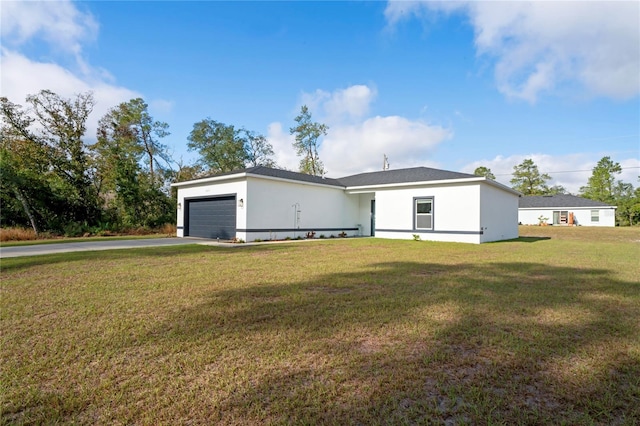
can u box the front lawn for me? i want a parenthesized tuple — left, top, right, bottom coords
(2, 227, 639, 424)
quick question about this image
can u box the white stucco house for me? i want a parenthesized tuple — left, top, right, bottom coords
(172, 166, 521, 244)
(518, 194, 616, 227)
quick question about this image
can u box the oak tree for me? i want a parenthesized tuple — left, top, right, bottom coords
(188, 119, 247, 173)
(244, 130, 276, 168)
(1, 91, 101, 230)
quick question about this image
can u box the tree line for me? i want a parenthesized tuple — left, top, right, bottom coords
(2, 89, 638, 235)
(0, 90, 327, 236)
(474, 158, 640, 226)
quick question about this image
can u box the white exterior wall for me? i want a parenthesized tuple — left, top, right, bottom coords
(518, 209, 545, 226)
(174, 173, 520, 243)
(519, 207, 616, 227)
(175, 179, 247, 237)
(357, 193, 376, 236)
(479, 184, 519, 242)
(374, 183, 483, 244)
(241, 177, 360, 241)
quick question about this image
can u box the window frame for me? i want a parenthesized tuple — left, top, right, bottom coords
(413, 197, 434, 231)
(591, 209, 599, 222)
(553, 210, 569, 224)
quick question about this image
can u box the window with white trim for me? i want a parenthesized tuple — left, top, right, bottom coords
(591, 210, 599, 222)
(415, 198, 434, 230)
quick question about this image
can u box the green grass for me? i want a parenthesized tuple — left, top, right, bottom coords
(2, 227, 639, 424)
(0, 234, 173, 247)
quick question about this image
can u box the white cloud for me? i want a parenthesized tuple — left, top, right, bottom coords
(619, 158, 640, 187)
(0, 1, 165, 142)
(1, 0, 98, 64)
(269, 84, 452, 177)
(324, 85, 377, 121)
(266, 122, 299, 171)
(385, 1, 640, 102)
(1, 48, 140, 142)
(320, 115, 450, 176)
(300, 84, 378, 123)
(463, 153, 640, 194)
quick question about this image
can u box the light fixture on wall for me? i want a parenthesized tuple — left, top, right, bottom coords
(177, 202, 182, 210)
(238, 198, 244, 208)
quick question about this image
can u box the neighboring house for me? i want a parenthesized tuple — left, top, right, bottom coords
(172, 166, 521, 244)
(518, 194, 616, 227)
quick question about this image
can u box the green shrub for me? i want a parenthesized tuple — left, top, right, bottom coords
(62, 221, 87, 237)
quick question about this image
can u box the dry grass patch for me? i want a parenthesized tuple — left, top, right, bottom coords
(0, 227, 39, 242)
(2, 229, 639, 424)
(0, 227, 176, 246)
(518, 224, 640, 243)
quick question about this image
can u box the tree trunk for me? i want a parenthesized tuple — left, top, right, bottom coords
(13, 188, 38, 236)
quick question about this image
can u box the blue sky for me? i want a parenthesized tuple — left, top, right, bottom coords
(2, 0, 639, 192)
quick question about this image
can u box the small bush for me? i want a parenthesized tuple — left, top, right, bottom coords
(63, 222, 87, 237)
(253, 238, 262, 242)
(338, 231, 347, 238)
(412, 234, 421, 241)
(319, 234, 326, 239)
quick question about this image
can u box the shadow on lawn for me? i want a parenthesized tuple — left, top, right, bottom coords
(0, 242, 297, 272)
(499, 236, 552, 243)
(148, 261, 639, 425)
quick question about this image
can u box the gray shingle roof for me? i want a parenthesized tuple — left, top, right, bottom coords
(246, 166, 344, 187)
(519, 195, 613, 208)
(182, 166, 478, 188)
(337, 167, 477, 187)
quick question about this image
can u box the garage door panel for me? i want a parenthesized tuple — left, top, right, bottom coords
(187, 196, 236, 239)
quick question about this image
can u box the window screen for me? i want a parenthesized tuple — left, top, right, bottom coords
(415, 198, 433, 230)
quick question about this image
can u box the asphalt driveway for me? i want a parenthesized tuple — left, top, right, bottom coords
(0, 238, 201, 259)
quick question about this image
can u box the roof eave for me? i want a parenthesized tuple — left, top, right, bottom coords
(346, 176, 521, 195)
(171, 172, 248, 188)
(171, 170, 344, 189)
(245, 173, 344, 189)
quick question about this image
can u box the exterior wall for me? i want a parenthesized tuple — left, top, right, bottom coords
(240, 177, 360, 241)
(357, 193, 376, 236)
(175, 174, 520, 243)
(175, 179, 247, 237)
(519, 207, 616, 227)
(479, 184, 519, 242)
(518, 209, 544, 226)
(373, 183, 483, 244)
